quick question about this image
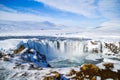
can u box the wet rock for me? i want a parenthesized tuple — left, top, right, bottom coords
(105, 42, 120, 54)
(118, 70, 120, 80)
(85, 40, 103, 53)
(43, 76, 54, 80)
(43, 71, 66, 80)
(3, 56, 10, 61)
(66, 69, 76, 76)
(100, 67, 119, 80)
(92, 48, 99, 53)
(55, 72, 60, 79)
(20, 72, 28, 77)
(80, 64, 100, 74)
(14, 45, 25, 54)
(80, 64, 100, 79)
(90, 41, 98, 45)
(0, 52, 3, 59)
(66, 63, 120, 80)
(103, 63, 114, 69)
(28, 64, 43, 70)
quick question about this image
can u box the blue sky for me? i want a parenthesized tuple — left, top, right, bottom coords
(0, 0, 120, 28)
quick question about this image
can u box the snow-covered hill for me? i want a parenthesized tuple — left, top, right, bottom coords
(69, 20, 120, 40)
(0, 20, 120, 41)
(0, 20, 66, 32)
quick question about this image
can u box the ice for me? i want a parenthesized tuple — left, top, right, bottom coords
(0, 39, 21, 50)
(85, 54, 103, 61)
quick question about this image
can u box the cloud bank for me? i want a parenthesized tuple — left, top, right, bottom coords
(35, 0, 99, 18)
(35, 0, 120, 19)
(98, 0, 120, 19)
(0, 0, 120, 27)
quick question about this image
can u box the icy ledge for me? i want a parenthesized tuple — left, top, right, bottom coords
(0, 39, 51, 69)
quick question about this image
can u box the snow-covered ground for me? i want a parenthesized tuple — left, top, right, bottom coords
(0, 38, 120, 80)
(0, 20, 120, 42)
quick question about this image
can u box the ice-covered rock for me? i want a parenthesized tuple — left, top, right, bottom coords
(104, 42, 120, 54)
(84, 40, 102, 53)
(13, 40, 51, 68)
(0, 51, 3, 58)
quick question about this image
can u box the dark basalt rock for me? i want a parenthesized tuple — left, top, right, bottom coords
(0, 52, 3, 59)
(43, 71, 67, 80)
(14, 45, 25, 54)
(105, 42, 120, 54)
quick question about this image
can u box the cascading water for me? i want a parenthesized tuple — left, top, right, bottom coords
(32, 39, 103, 67)
(0, 36, 120, 68)
(37, 40, 85, 59)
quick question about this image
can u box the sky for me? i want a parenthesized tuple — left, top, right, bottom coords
(0, 0, 120, 28)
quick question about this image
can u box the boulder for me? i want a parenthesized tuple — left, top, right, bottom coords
(103, 63, 114, 69)
(80, 64, 100, 79)
(66, 69, 76, 76)
(14, 45, 25, 54)
(0, 52, 3, 58)
(104, 42, 120, 54)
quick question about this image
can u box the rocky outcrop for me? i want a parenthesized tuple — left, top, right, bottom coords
(104, 42, 120, 54)
(42, 63, 120, 80)
(20, 48, 50, 68)
(66, 63, 120, 80)
(14, 45, 25, 54)
(43, 71, 61, 80)
(43, 71, 68, 80)
(13, 40, 51, 68)
(85, 40, 103, 54)
(100, 63, 119, 80)
(0, 52, 3, 59)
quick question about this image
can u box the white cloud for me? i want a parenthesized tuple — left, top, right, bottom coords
(0, 4, 83, 27)
(0, 11, 54, 21)
(1, 0, 119, 27)
(35, 0, 120, 19)
(100, 20, 120, 28)
(35, 0, 99, 18)
(0, 10, 80, 27)
(97, 20, 120, 33)
(97, 0, 120, 32)
(0, 4, 55, 22)
(98, 0, 120, 19)
(0, 4, 17, 12)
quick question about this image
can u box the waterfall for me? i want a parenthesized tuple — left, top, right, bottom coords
(18, 39, 103, 61)
(16, 38, 120, 67)
(35, 39, 103, 60)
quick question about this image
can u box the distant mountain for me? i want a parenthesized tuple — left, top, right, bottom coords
(0, 20, 66, 32)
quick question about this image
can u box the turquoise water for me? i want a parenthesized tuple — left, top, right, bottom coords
(48, 55, 103, 68)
